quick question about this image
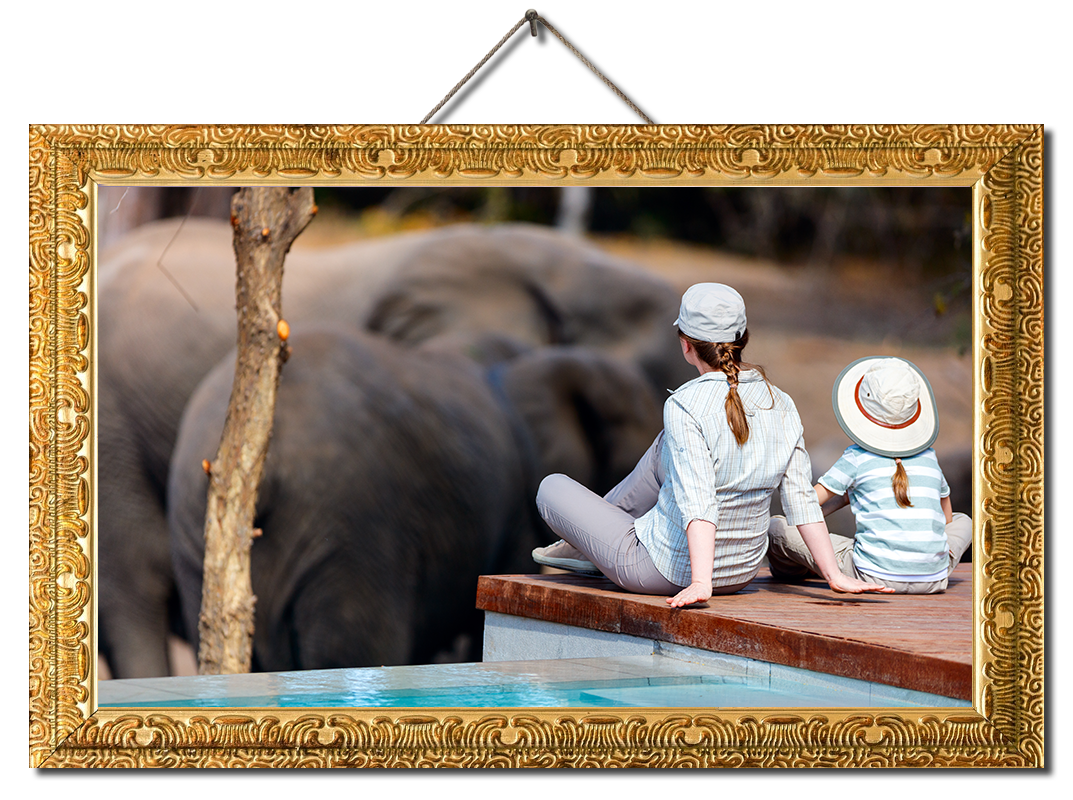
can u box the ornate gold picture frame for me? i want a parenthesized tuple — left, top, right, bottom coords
(28, 124, 1043, 768)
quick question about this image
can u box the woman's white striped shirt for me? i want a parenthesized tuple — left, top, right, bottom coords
(635, 370, 823, 588)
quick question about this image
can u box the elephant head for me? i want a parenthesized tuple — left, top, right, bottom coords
(364, 224, 694, 396)
(490, 346, 663, 498)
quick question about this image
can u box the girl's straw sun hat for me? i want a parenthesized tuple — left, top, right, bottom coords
(832, 356, 938, 458)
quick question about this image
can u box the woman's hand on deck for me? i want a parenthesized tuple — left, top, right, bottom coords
(670, 519, 717, 608)
(826, 572, 895, 594)
(667, 581, 713, 607)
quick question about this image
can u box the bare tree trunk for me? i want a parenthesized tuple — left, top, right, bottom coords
(556, 186, 593, 236)
(197, 186, 316, 675)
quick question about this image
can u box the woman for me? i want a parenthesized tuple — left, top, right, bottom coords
(533, 282, 891, 607)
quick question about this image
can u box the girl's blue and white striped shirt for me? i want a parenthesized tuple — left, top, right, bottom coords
(818, 445, 951, 581)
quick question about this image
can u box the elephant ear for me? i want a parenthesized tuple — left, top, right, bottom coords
(498, 347, 663, 497)
(415, 330, 535, 370)
(364, 269, 572, 350)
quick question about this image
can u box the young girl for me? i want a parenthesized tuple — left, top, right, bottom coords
(533, 283, 891, 607)
(767, 357, 972, 594)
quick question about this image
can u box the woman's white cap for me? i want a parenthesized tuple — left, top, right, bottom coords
(832, 356, 938, 457)
(673, 283, 747, 343)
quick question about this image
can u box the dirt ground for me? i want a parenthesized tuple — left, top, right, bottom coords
(100, 222, 973, 681)
(593, 235, 973, 465)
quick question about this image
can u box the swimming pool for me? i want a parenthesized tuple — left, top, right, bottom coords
(98, 654, 970, 709)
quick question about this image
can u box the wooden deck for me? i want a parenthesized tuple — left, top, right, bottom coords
(476, 564, 972, 700)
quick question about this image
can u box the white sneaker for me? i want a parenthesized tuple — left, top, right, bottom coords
(532, 540, 600, 574)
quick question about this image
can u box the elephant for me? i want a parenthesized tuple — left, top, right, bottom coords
(98, 218, 690, 677)
(167, 327, 662, 671)
(491, 346, 665, 498)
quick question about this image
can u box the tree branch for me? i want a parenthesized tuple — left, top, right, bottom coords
(197, 186, 316, 675)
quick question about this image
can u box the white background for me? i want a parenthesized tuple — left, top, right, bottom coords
(23, 3, 1047, 122)
(6, 0, 1064, 792)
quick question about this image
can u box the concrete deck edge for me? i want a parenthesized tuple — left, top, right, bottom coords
(476, 575, 972, 701)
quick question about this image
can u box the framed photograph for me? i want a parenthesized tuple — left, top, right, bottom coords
(28, 124, 1043, 768)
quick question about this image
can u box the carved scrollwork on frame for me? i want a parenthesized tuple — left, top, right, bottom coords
(972, 132, 1045, 767)
(28, 124, 1044, 768)
(41, 710, 1031, 768)
(36, 124, 1038, 185)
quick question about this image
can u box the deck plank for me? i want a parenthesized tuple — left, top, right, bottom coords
(476, 564, 972, 700)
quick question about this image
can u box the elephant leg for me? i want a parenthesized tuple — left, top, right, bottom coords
(276, 559, 418, 671)
(98, 430, 177, 678)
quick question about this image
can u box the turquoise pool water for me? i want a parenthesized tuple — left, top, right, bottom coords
(98, 655, 970, 709)
(107, 676, 907, 708)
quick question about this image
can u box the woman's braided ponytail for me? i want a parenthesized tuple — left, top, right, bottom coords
(715, 342, 749, 445)
(680, 330, 762, 446)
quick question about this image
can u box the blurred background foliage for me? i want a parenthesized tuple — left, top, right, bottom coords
(313, 186, 971, 277)
(99, 185, 972, 352)
(314, 187, 972, 353)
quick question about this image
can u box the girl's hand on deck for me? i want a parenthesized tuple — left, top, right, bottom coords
(826, 573, 895, 594)
(667, 581, 713, 607)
